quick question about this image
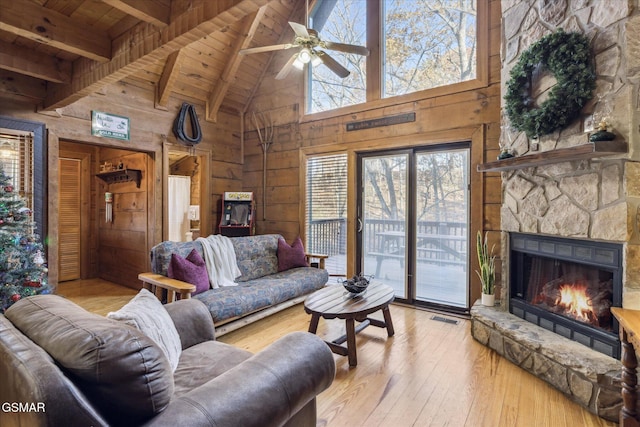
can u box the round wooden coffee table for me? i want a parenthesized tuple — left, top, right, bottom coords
(304, 282, 395, 367)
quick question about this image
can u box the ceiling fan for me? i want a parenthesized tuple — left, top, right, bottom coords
(239, 1, 369, 80)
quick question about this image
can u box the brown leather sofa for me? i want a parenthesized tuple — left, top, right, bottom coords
(0, 294, 335, 427)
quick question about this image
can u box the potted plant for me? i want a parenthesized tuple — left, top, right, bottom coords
(476, 231, 496, 306)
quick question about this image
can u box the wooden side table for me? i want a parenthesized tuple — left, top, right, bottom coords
(611, 307, 640, 427)
(304, 282, 395, 367)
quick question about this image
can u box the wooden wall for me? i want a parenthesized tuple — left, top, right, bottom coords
(0, 79, 242, 288)
(0, 0, 503, 302)
(243, 0, 504, 302)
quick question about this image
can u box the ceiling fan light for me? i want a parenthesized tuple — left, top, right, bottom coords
(311, 54, 322, 66)
(298, 48, 312, 64)
(293, 58, 305, 70)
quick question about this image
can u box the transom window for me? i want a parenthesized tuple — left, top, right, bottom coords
(308, 0, 481, 114)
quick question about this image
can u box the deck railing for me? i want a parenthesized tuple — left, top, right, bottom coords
(307, 218, 467, 259)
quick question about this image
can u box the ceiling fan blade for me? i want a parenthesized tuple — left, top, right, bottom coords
(289, 21, 310, 39)
(275, 53, 300, 80)
(317, 51, 350, 78)
(239, 44, 293, 55)
(323, 41, 369, 56)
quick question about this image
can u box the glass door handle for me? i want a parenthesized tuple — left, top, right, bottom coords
(357, 218, 363, 233)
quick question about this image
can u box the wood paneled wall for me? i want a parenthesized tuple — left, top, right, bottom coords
(243, 0, 504, 302)
(0, 79, 242, 288)
(0, 0, 503, 302)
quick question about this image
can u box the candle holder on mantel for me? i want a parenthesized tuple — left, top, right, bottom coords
(497, 147, 514, 160)
(589, 118, 616, 142)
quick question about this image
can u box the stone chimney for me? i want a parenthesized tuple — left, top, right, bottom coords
(500, 1, 640, 308)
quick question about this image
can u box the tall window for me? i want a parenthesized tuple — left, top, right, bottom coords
(309, 0, 367, 113)
(305, 154, 348, 275)
(383, 0, 477, 97)
(307, 0, 479, 113)
(0, 131, 34, 219)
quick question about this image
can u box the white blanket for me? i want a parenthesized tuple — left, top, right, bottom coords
(196, 235, 241, 288)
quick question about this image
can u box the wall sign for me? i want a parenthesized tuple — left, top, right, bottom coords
(346, 112, 416, 132)
(91, 111, 130, 141)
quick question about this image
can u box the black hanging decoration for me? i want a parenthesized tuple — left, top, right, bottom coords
(173, 103, 202, 145)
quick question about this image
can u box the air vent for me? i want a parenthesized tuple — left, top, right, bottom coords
(431, 315, 459, 325)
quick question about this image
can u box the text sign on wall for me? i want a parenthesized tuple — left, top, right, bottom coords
(346, 112, 416, 132)
(91, 111, 130, 141)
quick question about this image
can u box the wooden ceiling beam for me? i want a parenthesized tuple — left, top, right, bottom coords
(0, 40, 72, 84)
(100, 0, 170, 28)
(0, 0, 111, 63)
(156, 49, 185, 108)
(207, 7, 266, 121)
(0, 70, 47, 104)
(42, 0, 273, 111)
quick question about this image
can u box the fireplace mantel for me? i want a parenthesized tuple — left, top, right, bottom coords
(477, 139, 627, 172)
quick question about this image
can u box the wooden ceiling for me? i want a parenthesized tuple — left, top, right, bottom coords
(0, 0, 300, 121)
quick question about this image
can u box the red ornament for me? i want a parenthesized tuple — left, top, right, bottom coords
(11, 294, 21, 302)
(24, 280, 41, 288)
(4, 185, 13, 193)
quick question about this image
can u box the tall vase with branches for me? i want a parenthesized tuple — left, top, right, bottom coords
(476, 231, 496, 306)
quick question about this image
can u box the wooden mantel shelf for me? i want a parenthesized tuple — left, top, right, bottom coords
(477, 140, 627, 172)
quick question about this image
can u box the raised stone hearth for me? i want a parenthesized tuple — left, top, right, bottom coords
(471, 302, 621, 422)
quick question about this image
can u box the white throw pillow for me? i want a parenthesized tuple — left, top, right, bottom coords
(108, 288, 182, 372)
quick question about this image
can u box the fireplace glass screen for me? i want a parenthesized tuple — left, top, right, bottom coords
(509, 233, 622, 358)
(521, 254, 613, 333)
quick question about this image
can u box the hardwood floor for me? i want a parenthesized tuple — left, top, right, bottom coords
(58, 280, 616, 427)
(57, 278, 138, 316)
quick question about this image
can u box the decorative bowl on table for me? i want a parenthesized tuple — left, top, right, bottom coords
(342, 274, 372, 295)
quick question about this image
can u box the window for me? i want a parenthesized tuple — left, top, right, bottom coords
(0, 131, 34, 222)
(383, 0, 477, 97)
(305, 154, 348, 275)
(309, 0, 367, 113)
(307, 0, 480, 114)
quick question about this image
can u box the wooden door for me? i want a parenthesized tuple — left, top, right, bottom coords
(58, 158, 81, 281)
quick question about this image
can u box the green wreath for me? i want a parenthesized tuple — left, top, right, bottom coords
(504, 31, 595, 139)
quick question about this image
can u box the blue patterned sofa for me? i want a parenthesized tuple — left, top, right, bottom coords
(138, 234, 328, 336)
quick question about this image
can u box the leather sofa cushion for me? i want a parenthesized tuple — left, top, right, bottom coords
(172, 340, 252, 397)
(5, 295, 173, 425)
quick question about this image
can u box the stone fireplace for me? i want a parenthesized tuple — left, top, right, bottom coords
(470, 0, 640, 422)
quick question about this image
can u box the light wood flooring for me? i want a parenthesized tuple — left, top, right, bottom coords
(57, 279, 617, 427)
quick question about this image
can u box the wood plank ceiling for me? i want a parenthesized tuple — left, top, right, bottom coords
(0, 0, 299, 121)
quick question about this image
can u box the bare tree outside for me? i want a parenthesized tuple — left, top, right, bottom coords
(309, 0, 477, 112)
(415, 151, 468, 223)
(310, 0, 367, 113)
(364, 156, 407, 221)
(384, 0, 477, 97)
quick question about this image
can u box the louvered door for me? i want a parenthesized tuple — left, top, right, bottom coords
(58, 158, 81, 281)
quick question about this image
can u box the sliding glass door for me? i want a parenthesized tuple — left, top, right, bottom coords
(358, 145, 470, 311)
(414, 149, 469, 308)
(360, 152, 410, 299)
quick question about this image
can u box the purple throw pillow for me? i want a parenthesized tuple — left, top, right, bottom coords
(167, 249, 209, 295)
(278, 237, 308, 272)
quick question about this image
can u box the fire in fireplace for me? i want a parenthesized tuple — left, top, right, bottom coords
(509, 233, 622, 358)
(526, 258, 613, 331)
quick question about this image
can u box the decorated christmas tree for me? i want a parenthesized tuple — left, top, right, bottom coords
(0, 165, 51, 313)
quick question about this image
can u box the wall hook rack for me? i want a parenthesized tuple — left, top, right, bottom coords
(96, 169, 142, 188)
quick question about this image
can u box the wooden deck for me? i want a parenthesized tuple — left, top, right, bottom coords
(58, 279, 616, 427)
